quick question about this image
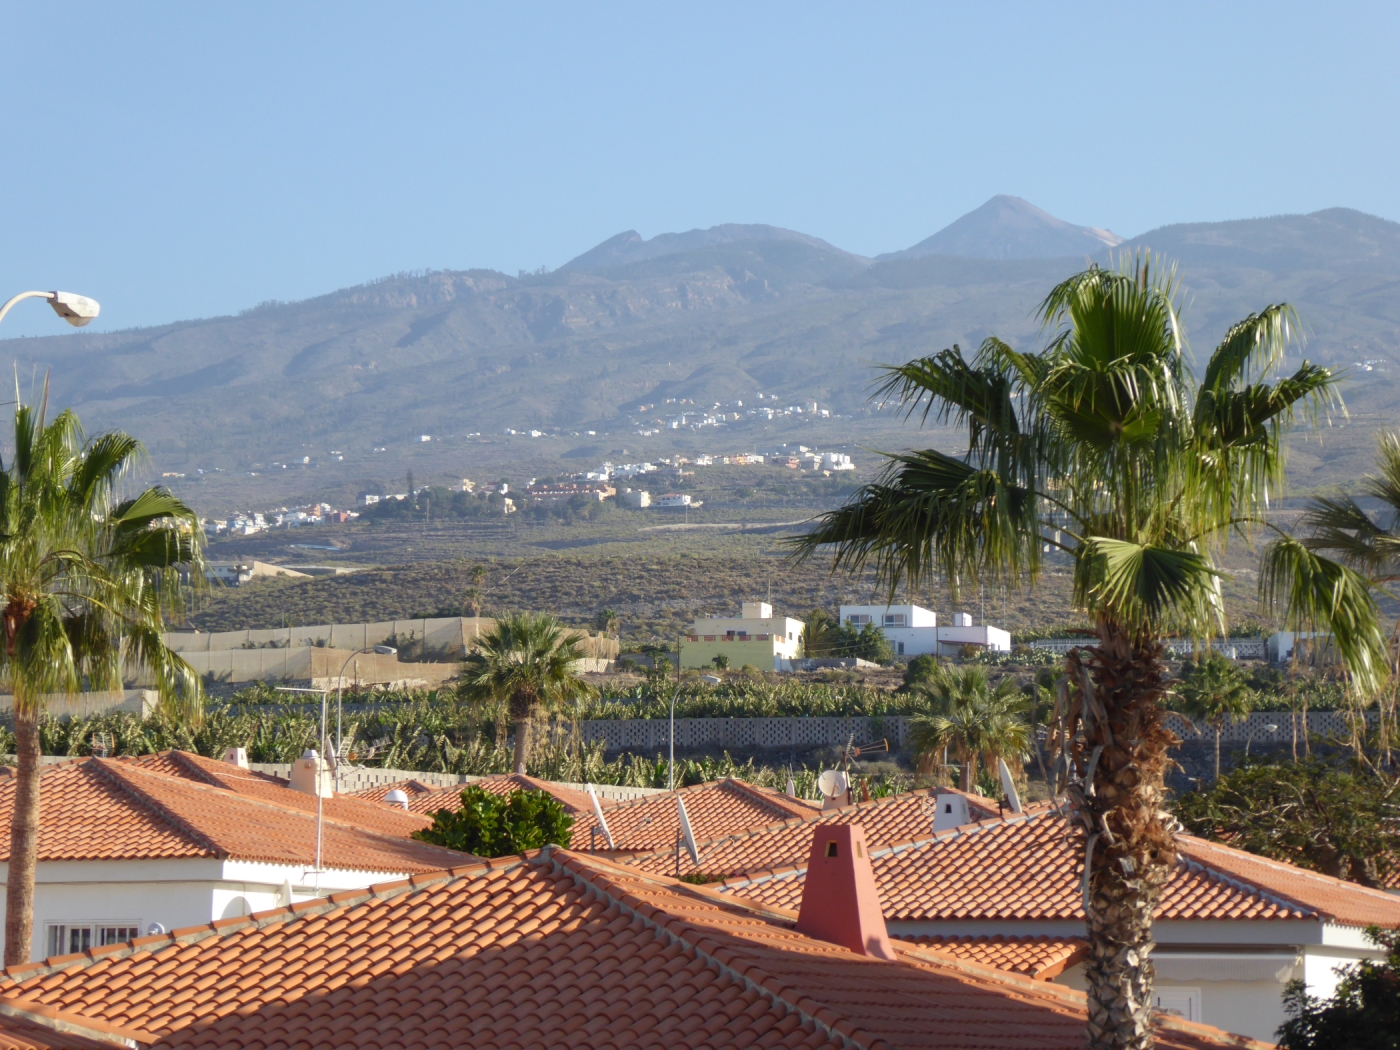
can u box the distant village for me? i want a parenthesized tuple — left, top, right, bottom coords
(203, 440, 856, 535)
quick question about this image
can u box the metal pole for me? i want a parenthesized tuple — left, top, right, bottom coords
(0, 291, 56, 326)
(669, 633, 682, 791)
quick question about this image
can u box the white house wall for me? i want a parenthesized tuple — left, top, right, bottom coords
(1, 856, 422, 962)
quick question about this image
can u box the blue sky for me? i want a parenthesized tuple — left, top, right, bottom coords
(2, 2, 1398, 336)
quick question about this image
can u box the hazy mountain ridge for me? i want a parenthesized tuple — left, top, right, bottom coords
(5, 203, 1399, 474)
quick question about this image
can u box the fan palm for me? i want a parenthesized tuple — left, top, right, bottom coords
(1289, 431, 1400, 763)
(1, 399, 205, 965)
(907, 666, 1028, 791)
(460, 612, 590, 774)
(793, 256, 1386, 1050)
(1174, 651, 1255, 782)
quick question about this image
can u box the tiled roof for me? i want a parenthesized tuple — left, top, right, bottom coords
(0, 753, 468, 875)
(124, 751, 437, 839)
(0, 848, 1267, 1050)
(355, 775, 824, 854)
(570, 778, 820, 853)
(701, 806, 1400, 928)
(893, 935, 1087, 981)
(622, 787, 1008, 879)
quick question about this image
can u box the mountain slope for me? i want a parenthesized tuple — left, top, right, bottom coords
(4, 206, 1398, 491)
(881, 195, 1123, 261)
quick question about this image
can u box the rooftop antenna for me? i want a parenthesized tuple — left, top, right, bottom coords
(997, 757, 1023, 814)
(587, 783, 615, 850)
(677, 797, 701, 868)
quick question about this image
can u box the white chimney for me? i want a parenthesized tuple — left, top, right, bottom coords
(931, 791, 971, 832)
(288, 749, 333, 797)
(223, 747, 249, 769)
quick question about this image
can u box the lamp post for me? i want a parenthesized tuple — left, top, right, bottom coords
(313, 643, 398, 882)
(669, 633, 682, 791)
(0, 290, 101, 328)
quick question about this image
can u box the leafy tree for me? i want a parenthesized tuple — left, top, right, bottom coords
(792, 258, 1384, 1049)
(1174, 759, 1399, 888)
(711, 653, 730, 669)
(907, 666, 1029, 791)
(414, 786, 574, 857)
(0, 401, 205, 965)
(1277, 926, 1400, 1049)
(1174, 651, 1255, 782)
(903, 653, 942, 689)
(459, 613, 590, 774)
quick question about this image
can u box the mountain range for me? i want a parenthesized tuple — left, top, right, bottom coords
(5, 198, 1400, 485)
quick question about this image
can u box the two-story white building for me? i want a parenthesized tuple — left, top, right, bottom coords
(839, 604, 1011, 656)
(683, 602, 803, 671)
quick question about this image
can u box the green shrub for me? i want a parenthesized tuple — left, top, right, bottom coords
(413, 786, 574, 856)
(1277, 926, 1400, 1049)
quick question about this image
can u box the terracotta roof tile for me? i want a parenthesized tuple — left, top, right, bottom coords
(355, 776, 824, 853)
(0, 1010, 114, 1049)
(894, 935, 1087, 980)
(622, 787, 1007, 879)
(570, 779, 820, 852)
(0, 753, 469, 875)
(699, 805, 1400, 928)
(0, 848, 1266, 1050)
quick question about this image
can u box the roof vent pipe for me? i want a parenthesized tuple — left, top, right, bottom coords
(794, 824, 896, 960)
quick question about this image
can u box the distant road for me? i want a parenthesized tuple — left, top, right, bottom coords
(638, 519, 813, 533)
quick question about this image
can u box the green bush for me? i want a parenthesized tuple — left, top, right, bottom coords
(1277, 926, 1400, 1049)
(413, 786, 574, 856)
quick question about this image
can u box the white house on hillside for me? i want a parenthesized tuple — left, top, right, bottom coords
(839, 604, 1011, 656)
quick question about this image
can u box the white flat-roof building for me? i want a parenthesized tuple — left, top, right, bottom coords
(839, 604, 1011, 657)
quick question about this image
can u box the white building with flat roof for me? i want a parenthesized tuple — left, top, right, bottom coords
(839, 604, 1011, 657)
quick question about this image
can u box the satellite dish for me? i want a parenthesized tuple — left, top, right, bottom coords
(997, 758, 1023, 814)
(677, 797, 701, 866)
(817, 770, 849, 799)
(785, 777, 797, 798)
(587, 783, 615, 850)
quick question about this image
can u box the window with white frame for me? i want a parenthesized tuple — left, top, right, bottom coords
(883, 614, 906, 627)
(45, 922, 141, 958)
(846, 614, 871, 625)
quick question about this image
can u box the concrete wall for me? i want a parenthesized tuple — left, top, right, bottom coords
(165, 617, 620, 662)
(0, 690, 158, 720)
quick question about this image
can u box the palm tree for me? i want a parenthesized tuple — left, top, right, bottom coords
(1289, 431, 1400, 765)
(1175, 651, 1255, 782)
(460, 612, 590, 774)
(907, 666, 1028, 792)
(1, 399, 205, 966)
(793, 257, 1385, 1050)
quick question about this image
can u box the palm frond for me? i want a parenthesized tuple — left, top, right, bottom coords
(1259, 537, 1388, 695)
(789, 448, 1040, 599)
(1077, 537, 1223, 634)
(1200, 304, 1298, 393)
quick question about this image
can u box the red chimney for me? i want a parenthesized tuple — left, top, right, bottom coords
(794, 824, 896, 960)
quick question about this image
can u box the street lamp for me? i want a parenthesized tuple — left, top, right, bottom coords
(331, 644, 398, 772)
(312, 643, 397, 884)
(0, 290, 101, 328)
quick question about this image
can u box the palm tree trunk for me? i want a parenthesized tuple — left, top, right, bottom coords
(5, 705, 42, 967)
(1065, 628, 1177, 1050)
(512, 719, 530, 775)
